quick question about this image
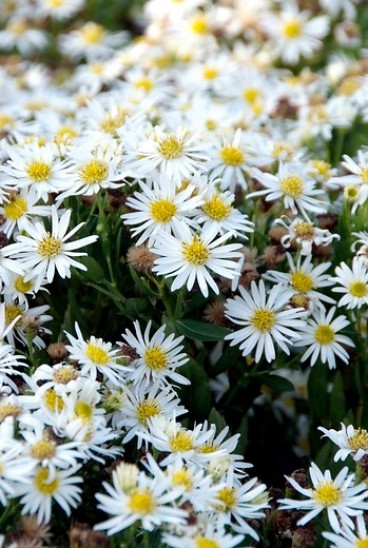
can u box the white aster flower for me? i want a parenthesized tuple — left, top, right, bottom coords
(0, 187, 50, 238)
(151, 223, 243, 298)
(95, 462, 187, 535)
(119, 320, 190, 388)
(225, 280, 306, 363)
(278, 462, 368, 533)
(330, 259, 368, 309)
(65, 322, 129, 385)
(274, 215, 340, 256)
(163, 523, 244, 548)
(4, 206, 98, 291)
(323, 514, 368, 547)
(319, 423, 368, 462)
(294, 307, 353, 369)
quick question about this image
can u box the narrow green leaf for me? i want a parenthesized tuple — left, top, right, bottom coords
(176, 319, 231, 341)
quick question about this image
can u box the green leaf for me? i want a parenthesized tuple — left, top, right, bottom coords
(308, 361, 329, 423)
(74, 256, 105, 282)
(178, 359, 211, 420)
(211, 345, 240, 376)
(257, 373, 295, 393)
(176, 319, 231, 341)
(329, 372, 346, 424)
(208, 408, 227, 432)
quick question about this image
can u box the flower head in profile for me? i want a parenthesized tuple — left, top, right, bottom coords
(4, 206, 98, 291)
(319, 423, 368, 462)
(278, 462, 368, 533)
(225, 280, 306, 363)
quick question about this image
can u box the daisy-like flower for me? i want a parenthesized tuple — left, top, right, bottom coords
(351, 231, 368, 268)
(274, 215, 340, 256)
(249, 163, 327, 217)
(328, 151, 368, 213)
(13, 464, 83, 524)
(330, 259, 368, 309)
(163, 522, 245, 548)
(319, 423, 368, 462)
(95, 460, 187, 535)
(58, 21, 127, 60)
(65, 322, 129, 385)
(36, 0, 84, 20)
(0, 18, 48, 56)
(0, 187, 50, 238)
(294, 307, 354, 369)
(4, 205, 98, 291)
(151, 223, 243, 298)
(225, 280, 306, 363)
(263, 253, 335, 311)
(323, 514, 368, 547)
(130, 126, 209, 182)
(120, 320, 190, 388)
(121, 176, 203, 246)
(278, 462, 368, 533)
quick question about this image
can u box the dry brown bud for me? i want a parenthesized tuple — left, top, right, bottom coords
(46, 342, 68, 361)
(127, 244, 157, 274)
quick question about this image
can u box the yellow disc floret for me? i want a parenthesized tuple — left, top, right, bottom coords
(282, 19, 302, 38)
(250, 309, 276, 332)
(169, 430, 194, 452)
(290, 271, 315, 292)
(35, 467, 59, 495)
(220, 146, 244, 166)
(314, 325, 335, 345)
(136, 398, 161, 424)
(144, 346, 167, 371)
(183, 236, 210, 265)
(85, 343, 109, 365)
(30, 438, 56, 460)
(314, 482, 342, 507)
(38, 235, 62, 258)
(280, 176, 304, 198)
(26, 161, 52, 182)
(3, 196, 27, 221)
(158, 136, 184, 160)
(151, 200, 177, 223)
(79, 160, 108, 185)
(128, 489, 156, 515)
(348, 428, 368, 451)
(349, 281, 368, 298)
(203, 195, 231, 221)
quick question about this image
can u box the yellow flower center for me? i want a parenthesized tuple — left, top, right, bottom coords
(0, 402, 22, 421)
(144, 346, 167, 371)
(134, 77, 153, 91)
(282, 19, 302, 39)
(35, 468, 59, 495)
(273, 142, 294, 161)
(79, 160, 108, 185)
(75, 401, 93, 422)
(183, 236, 210, 266)
(243, 87, 261, 104)
(349, 281, 368, 298)
(205, 119, 217, 131)
(99, 109, 127, 134)
(345, 186, 359, 201)
(216, 487, 237, 510)
(195, 538, 219, 548)
(338, 77, 360, 97)
(360, 168, 368, 184)
(26, 161, 52, 182)
(128, 489, 156, 515)
(4, 304, 22, 327)
(85, 343, 109, 365)
(46, 0, 64, 8)
(294, 221, 315, 239)
(356, 539, 368, 548)
(172, 467, 193, 489)
(158, 136, 184, 160)
(0, 113, 14, 130)
(203, 67, 218, 80)
(150, 199, 177, 223)
(44, 389, 64, 413)
(169, 431, 194, 452)
(280, 176, 304, 198)
(312, 160, 331, 180)
(38, 235, 62, 258)
(7, 19, 28, 35)
(203, 195, 231, 221)
(250, 309, 276, 332)
(30, 438, 56, 460)
(290, 294, 309, 309)
(81, 22, 105, 45)
(290, 271, 314, 292)
(190, 15, 209, 34)
(53, 366, 78, 384)
(347, 428, 368, 451)
(314, 482, 342, 507)
(55, 126, 78, 146)
(220, 146, 244, 166)
(14, 276, 33, 293)
(314, 324, 335, 345)
(136, 398, 161, 424)
(198, 442, 217, 454)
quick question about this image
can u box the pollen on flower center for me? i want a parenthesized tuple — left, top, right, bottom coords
(314, 482, 342, 507)
(280, 176, 304, 198)
(203, 195, 231, 221)
(315, 324, 335, 345)
(282, 19, 302, 38)
(357, 539, 368, 548)
(243, 87, 261, 104)
(0, 403, 22, 420)
(30, 438, 56, 460)
(100, 110, 127, 134)
(170, 431, 194, 452)
(348, 428, 368, 451)
(250, 308, 276, 332)
(79, 160, 108, 185)
(3, 196, 27, 220)
(26, 161, 52, 182)
(44, 389, 64, 412)
(290, 271, 315, 292)
(144, 346, 168, 371)
(14, 276, 33, 293)
(46, 0, 64, 8)
(75, 401, 93, 422)
(183, 236, 210, 266)
(150, 199, 177, 223)
(128, 489, 156, 515)
(220, 146, 244, 166)
(0, 113, 14, 130)
(53, 366, 78, 384)
(136, 398, 161, 424)
(158, 136, 184, 159)
(191, 15, 209, 34)
(360, 168, 368, 184)
(81, 22, 105, 45)
(134, 77, 154, 91)
(294, 221, 315, 239)
(203, 67, 218, 80)
(172, 468, 192, 489)
(216, 486, 237, 510)
(38, 235, 62, 258)
(85, 343, 109, 365)
(195, 538, 220, 548)
(5, 304, 23, 327)
(35, 468, 59, 495)
(349, 281, 368, 298)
